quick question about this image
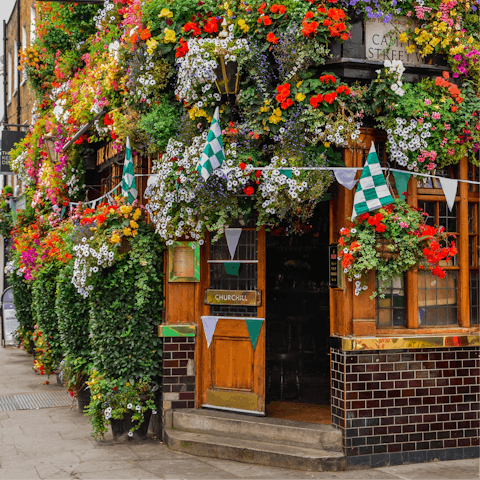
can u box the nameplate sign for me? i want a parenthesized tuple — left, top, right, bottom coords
(365, 17, 426, 65)
(205, 290, 261, 306)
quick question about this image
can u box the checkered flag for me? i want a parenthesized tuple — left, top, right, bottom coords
(351, 142, 394, 220)
(122, 137, 138, 204)
(197, 107, 226, 180)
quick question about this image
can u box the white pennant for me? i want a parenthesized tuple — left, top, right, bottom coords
(202, 316, 219, 348)
(439, 178, 458, 212)
(147, 174, 159, 188)
(225, 228, 242, 260)
(333, 168, 358, 190)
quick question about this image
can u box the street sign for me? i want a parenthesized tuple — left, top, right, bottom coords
(1, 287, 18, 347)
(1, 131, 25, 175)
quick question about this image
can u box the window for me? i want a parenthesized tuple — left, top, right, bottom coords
(469, 195, 479, 325)
(376, 276, 406, 327)
(30, 7, 36, 44)
(14, 42, 18, 93)
(209, 225, 258, 318)
(418, 271, 458, 326)
(21, 26, 27, 84)
(8, 53, 12, 102)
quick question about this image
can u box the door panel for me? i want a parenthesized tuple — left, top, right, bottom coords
(198, 227, 266, 414)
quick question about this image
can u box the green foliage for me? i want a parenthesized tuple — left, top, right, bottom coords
(88, 223, 164, 383)
(31, 263, 63, 368)
(138, 94, 182, 154)
(56, 263, 92, 392)
(9, 273, 34, 336)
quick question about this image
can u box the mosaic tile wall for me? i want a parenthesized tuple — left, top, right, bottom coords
(331, 347, 480, 468)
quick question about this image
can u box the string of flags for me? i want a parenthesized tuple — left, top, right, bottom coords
(202, 316, 264, 350)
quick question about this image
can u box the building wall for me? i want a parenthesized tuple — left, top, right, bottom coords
(331, 346, 480, 468)
(4, 0, 36, 196)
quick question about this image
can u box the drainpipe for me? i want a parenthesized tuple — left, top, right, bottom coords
(3, 20, 7, 127)
(16, 1, 21, 129)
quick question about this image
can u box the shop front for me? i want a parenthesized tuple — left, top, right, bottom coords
(158, 128, 479, 468)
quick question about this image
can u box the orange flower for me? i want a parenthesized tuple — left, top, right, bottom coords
(336, 85, 351, 95)
(258, 15, 273, 25)
(267, 32, 279, 43)
(129, 32, 138, 45)
(281, 98, 294, 109)
(317, 5, 326, 13)
(341, 32, 349, 40)
(327, 8, 346, 21)
(304, 11, 315, 20)
(140, 29, 151, 40)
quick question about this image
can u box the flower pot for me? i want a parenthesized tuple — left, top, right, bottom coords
(77, 376, 91, 414)
(375, 238, 400, 260)
(110, 407, 152, 440)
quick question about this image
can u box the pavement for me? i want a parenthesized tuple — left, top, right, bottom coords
(0, 342, 479, 480)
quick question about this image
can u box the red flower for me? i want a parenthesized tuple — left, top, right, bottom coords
(336, 85, 351, 95)
(239, 162, 246, 170)
(317, 6, 326, 13)
(176, 38, 189, 58)
(375, 223, 387, 233)
(244, 186, 255, 196)
(431, 265, 446, 278)
(258, 15, 273, 25)
(281, 98, 294, 109)
(324, 92, 337, 104)
(302, 20, 318, 36)
(184, 22, 201, 36)
(304, 11, 315, 20)
(310, 93, 323, 108)
(140, 29, 151, 40)
(267, 32, 279, 43)
(327, 8, 346, 21)
(203, 17, 219, 33)
(319, 74, 336, 84)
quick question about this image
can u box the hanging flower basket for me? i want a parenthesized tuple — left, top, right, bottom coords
(337, 199, 457, 297)
(375, 238, 400, 261)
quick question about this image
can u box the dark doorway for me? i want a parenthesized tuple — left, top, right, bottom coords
(265, 204, 332, 424)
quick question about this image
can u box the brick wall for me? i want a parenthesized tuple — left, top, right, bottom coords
(162, 337, 195, 410)
(331, 347, 479, 468)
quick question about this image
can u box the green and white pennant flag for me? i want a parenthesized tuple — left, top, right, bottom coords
(197, 107, 226, 180)
(351, 142, 394, 220)
(122, 137, 138, 204)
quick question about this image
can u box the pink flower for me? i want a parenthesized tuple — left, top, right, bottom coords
(424, 99, 432, 105)
(444, 123, 451, 130)
(432, 112, 441, 120)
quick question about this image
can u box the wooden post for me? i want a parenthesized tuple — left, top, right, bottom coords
(406, 173, 419, 329)
(458, 157, 470, 327)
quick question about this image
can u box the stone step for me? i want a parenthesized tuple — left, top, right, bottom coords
(165, 408, 342, 453)
(164, 429, 346, 472)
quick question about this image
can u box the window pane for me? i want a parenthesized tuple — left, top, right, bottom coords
(376, 276, 406, 328)
(470, 270, 479, 325)
(438, 202, 457, 233)
(418, 271, 458, 326)
(420, 201, 435, 226)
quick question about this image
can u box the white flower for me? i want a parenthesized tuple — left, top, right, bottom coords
(135, 405, 141, 411)
(127, 403, 133, 409)
(128, 431, 133, 437)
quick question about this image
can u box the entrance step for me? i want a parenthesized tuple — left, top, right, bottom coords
(164, 429, 345, 472)
(164, 409, 346, 472)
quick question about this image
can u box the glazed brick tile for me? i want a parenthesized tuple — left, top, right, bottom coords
(331, 347, 478, 459)
(163, 343, 179, 351)
(172, 351, 188, 359)
(179, 343, 195, 351)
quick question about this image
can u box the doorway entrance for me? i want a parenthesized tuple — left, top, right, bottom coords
(265, 204, 332, 424)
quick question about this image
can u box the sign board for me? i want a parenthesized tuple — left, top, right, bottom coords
(168, 241, 200, 282)
(329, 244, 343, 290)
(365, 17, 426, 65)
(1, 287, 18, 347)
(205, 289, 261, 306)
(1, 131, 25, 175)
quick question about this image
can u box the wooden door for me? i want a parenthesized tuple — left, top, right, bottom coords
(197, 227, 266, 415)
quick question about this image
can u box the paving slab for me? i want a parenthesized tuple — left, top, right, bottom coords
(1, 340, 479, 480)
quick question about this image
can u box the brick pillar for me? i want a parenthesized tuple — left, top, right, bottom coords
(161, 336, 195, 436)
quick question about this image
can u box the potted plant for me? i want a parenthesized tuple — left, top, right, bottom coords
(86, 372, 156, 440)
(337, 198, 457, 297)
